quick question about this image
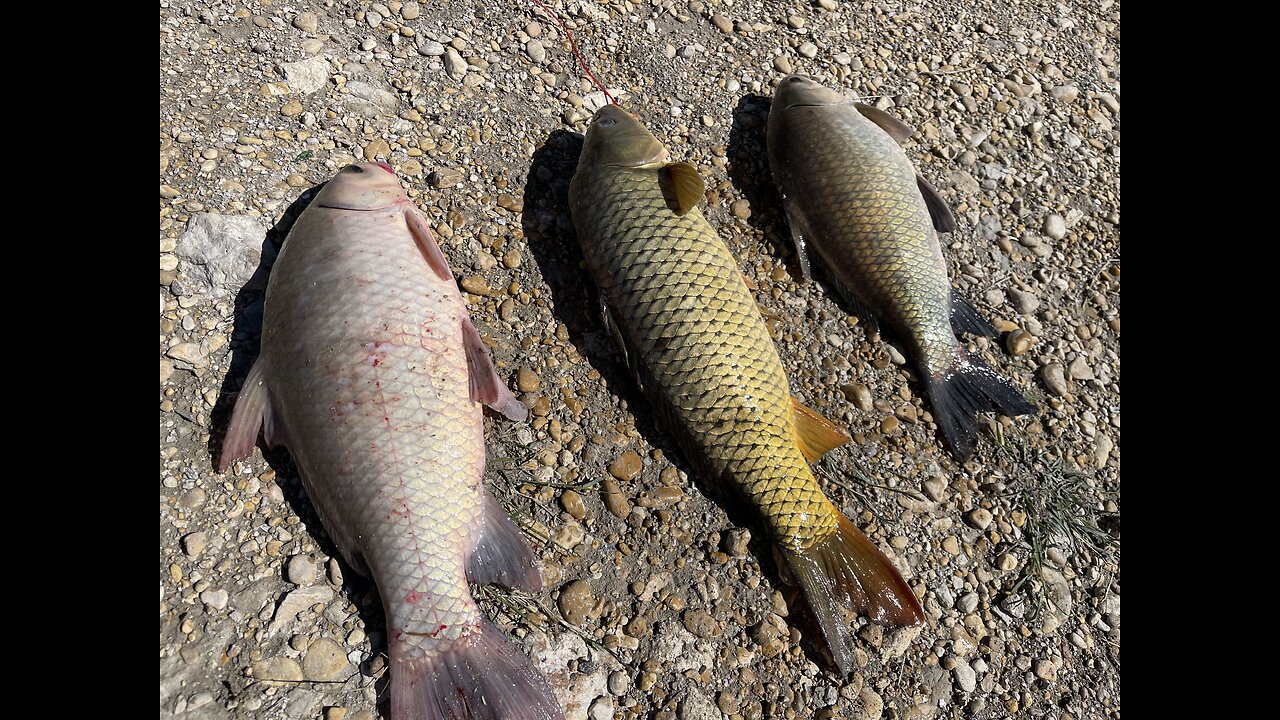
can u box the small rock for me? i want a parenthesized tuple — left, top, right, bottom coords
(292, 11, 318, 33)
(430, 168, 465, 188)
(1043, 214, 1067, 240)
(282, 56, 329, 94)
(270, 585, 335, 632)
(199, 588, 228, 611)
(345, 81, 400, 114)
(1006, 329, 1034, 356)
(922, 476, 947, 501)
(601, 477, 630, 518)
(553, 520, 585, 551)
(679, 688, 718, 720)
(182, 532, 206, 557)
(1049, 85, 1079, 103)
(497, 193, 523, 213)
(608, 670, 630, 695)
(281, 99, 304, 117)
(953, 661, 977, 693)
(798, 42, 818, 59)
(460, 276, 491, 296)
(844, 383, 873, 410)
(711, 14, 733, 33)
(773, 56, 793, 74)
(880, 416, 900, 433)
(560, 489, 586, 520)
(1033, 658, 1059, 681)
(443, 49, 468, 80)
(167, 343, 207, 368)
(325, 708, 348, 720)
(418, 41, 445, 56)
(1067, 355, 1094, 380)
(730, 199, 751, 219)
(287, 555, 318, 585)
(957, 593, 979, 613)
(303, 638, 350, 681)
(723, 528, 751, 557)
(996, 552, 1018, 571)
(608, 451, 643, 481)
(682, 609, 721, 639)
(525, 40, 546, 63)
(1094, 433, 1113, 469)
(966, 508, 993, 530)
(1041, 363, 1070, 396)
(1007, 288, 1040, 314)
(558, 579, 594, 626)
(252, 658, 304, 683)
(883, 624, 923, 659)
(363, 138, 390, 161)
(400, 2, 420, 20)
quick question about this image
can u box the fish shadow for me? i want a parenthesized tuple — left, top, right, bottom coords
(725, 94, 803, 279)
(521, 128, 847, 677)
(208, 184, 392, 716)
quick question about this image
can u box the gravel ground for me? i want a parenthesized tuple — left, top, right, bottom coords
(159, 1, 1120, 718)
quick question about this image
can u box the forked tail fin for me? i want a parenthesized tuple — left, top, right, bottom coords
(390, 616, 562, 720)
(924, 345, 1037, 461)
(781, 513, 924, 674)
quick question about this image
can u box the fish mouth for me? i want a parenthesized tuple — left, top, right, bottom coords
(780, 99, 855, 110)
(316, 203, 395, 211)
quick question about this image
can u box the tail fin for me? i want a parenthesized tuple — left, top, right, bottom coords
(782, 513, 924, 675)
(390, 617, 562, 720)
(924, 346, 1036, 461)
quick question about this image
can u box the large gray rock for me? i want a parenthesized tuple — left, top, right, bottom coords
(282, 56, 329, 94)
(175, 213, 267, 300)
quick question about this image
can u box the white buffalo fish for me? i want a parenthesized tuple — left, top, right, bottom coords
(219, 162, 561, 720)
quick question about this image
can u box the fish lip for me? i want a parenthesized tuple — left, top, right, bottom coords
(316, 202, 399, 211)
(779, 99, 855, 110)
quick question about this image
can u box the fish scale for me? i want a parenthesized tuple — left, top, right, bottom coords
(569, 106, 922, 674)
(768, 75, 1035, 460)
(220, 163, 561, 720)
(572, 159, 834, 551)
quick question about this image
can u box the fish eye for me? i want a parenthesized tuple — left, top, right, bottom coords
(348, 165, 365, 173)
(597, 117, 616, 128)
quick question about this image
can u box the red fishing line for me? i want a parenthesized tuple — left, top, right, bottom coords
(529, 0, 616, 105)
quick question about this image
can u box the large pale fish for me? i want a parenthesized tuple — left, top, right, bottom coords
(219, 162, 561, 720)
(767, 75, 1036, 460)
(568, 106, 923, 674)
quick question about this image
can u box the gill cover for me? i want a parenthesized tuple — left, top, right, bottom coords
(580, 105, 669, 168)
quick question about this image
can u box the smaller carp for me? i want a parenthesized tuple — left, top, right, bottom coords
(767, 75, 1035, 460)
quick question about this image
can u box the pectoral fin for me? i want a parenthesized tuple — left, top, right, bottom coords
(406, 206, 453, 282)
(218, 358, 282, 471)
(917, 174, 957, 233)
(792, 397, 851, 463)
(600, 297, 645, 394)
(855, 103, 915, 144)
(661, 162, 706, 216)
(461, 315, 527, 421)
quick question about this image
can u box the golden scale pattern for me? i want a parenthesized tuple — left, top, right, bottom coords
(572, 165, 838, 551)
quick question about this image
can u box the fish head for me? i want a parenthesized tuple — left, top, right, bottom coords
(579, 105, 670, 168)
(772, 75, 851, 110)
(312, 162, 406, 211)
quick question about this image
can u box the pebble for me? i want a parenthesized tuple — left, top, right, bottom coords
(844, 383, 873, 410)
(364, 138, 390, 161)
(601, 477, 631, 518)
(460, 276, 491, 296)
(400, 2, 420, 20)
(497, 193, 523, 213)
(1007, 288, 1040, 315)
(1043, 214, 1067, 240)
(922, 476, 947, 501)
(525, 40, 546, 63)
(560, 489, 586, 519)
(517, 367, 541, 392)
(167, 343, 207, 367)
(1094, 434, 1114, 469)
(608, 670, 630, 695)
(182, 531, 206, 557)
(724, 528, 751, 557)
(1006, 329, 1034, 356)
(711, 14, 733, 33)
(282, 56, 329, 94)
(287, 555, 318, 585)
(957, 593, 979, 614)
(430, 168, 465, 188)
(1049, 84, 1079, 103)
(966, 508, 993, 530)
(418, 40, 445, 56)
(443, 49, 468, 80)
(303, 638, 350, 682)
(798, 42, 818, 58)
(324, 708, 347, 720)
(773, 56, 793, 74)
(996, 552, 1018, 571)
(608, 451, 643, 481)
(682, 609, 721, 638)
(1033, 658, 1059, 681)
(281, 99, 304, 117)
(252, 658, 304, 683)
(1068, 356, 1094, 380)
(558, 579, 594, 626)
(1041, 363, 1070, 396)
(292, 11, 318, 33)
(953, 661, 977, 692)
(731, 199, 751, 219)
(200, 588, 228, 611)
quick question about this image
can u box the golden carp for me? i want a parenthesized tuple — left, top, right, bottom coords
(568, 106, 923, 673)
(767, 75, 1035, 460)
(219, 163, 561, 720)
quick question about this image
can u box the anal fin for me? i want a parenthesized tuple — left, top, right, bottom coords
(467, 491, 542, 591)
